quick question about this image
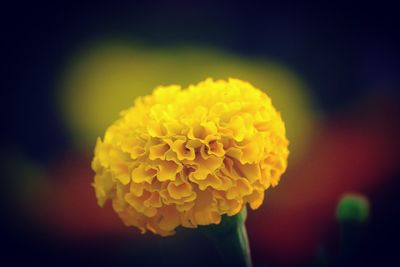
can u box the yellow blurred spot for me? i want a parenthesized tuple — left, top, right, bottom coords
(58, 41, 314, 161)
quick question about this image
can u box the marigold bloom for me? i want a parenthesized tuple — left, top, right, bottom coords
(92, 78, 289, 236)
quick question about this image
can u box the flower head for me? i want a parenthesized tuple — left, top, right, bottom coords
(92, 78, 289, 236)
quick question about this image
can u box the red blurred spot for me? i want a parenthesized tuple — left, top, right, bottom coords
(248, 95, 400, 264)
(31, 151, 134, 240)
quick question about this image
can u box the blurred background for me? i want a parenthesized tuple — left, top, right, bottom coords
(2, 1, 399, 266)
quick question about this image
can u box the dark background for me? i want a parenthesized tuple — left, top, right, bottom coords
(2, 1, 399, 266)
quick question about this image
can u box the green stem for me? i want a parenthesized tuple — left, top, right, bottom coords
(202, 207, 252, 267)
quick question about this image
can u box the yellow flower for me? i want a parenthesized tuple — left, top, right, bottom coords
(92, 78, 289, 236)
